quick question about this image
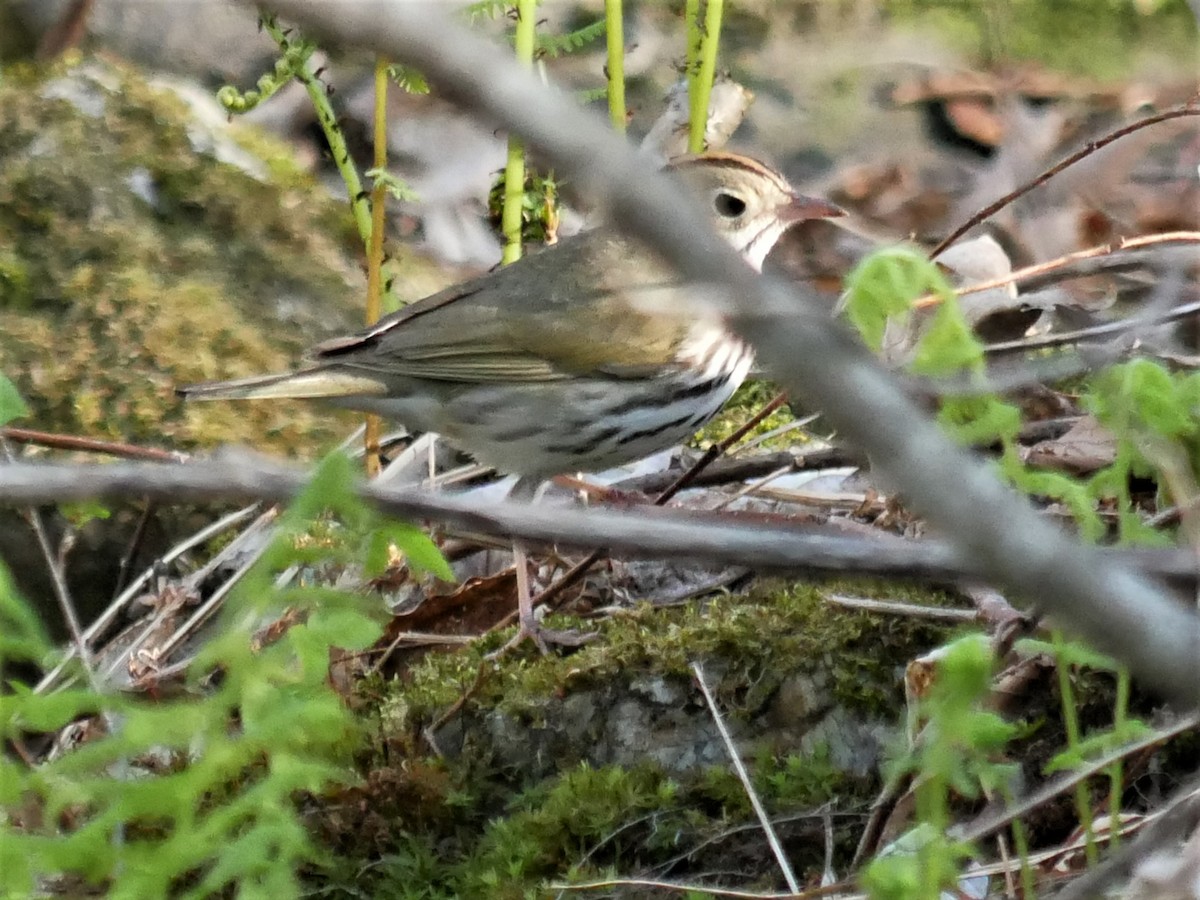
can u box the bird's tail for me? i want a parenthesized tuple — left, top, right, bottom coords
(176, 369, 388, 401)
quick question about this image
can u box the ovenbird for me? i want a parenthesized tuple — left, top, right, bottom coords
(179, 151, 842, 648)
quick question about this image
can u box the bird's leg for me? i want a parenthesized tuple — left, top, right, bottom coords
(509, 540, 548, 654)
(489, 477, 594, 657)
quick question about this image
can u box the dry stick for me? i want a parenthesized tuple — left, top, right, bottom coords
(0, 427, 185, 462)
(111, 501, 155, 600)
(490, 393, 789, 630)
(822, 593, 977, 621)
(33, 503, 264, 693)
(552, 875, 843, 899)
(929, 101, 1200, 259)
(984, 295, 1200, 355)
(916, 231, 1200, 312)
(13, 458, 1200, 588)
(422, 659, 489, 758)
(2, 438, 108, 701)
(692, 661, 801, 895)
(1053, 773, 1200, 900)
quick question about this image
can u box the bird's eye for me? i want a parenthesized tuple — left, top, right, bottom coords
(713, 191, 747, 219)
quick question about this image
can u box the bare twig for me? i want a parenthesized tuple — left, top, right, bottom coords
(552, 877, 840, 898)
(33, 503, 264, 693)
(984, 296, 1200, 355)
(822, 594, 977, 621)
(1053, 775, 1200, 900)
(2, 439, 99, 692)
(6, 456, 1200, 606)
(692, 661, 800, 893)
(0, 427, 186, 462)
(929, 104, 1200, 258)
(937, 232, 1200, 307)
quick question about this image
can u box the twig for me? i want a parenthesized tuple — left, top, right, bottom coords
(822, 594, 977, 621)
(2, 438, 100, 694)
(552, 875, 845, 898)
(692, 661, 800, 894)
(916, 231, 1200, 312)
(661, 394, 789, 504)
(112, 501, 155, 600)
(954, 708, 1200, 845)
(929, 102, 1200, 258)
(423, 660, 489, 758)
(493, 393, 790, 627)
(1053, 774, 1200, 900)
(34, 503, 264, 693)
(984, 295, 1200, 355)
(9, 456, 1200, 596)
(0, 427, 185, 462)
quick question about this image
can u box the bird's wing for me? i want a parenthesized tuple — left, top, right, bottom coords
(313, 231, 696, 383)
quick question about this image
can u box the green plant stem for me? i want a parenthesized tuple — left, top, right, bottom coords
(604, 0, 626, 132)
(501, 0, 538, 265)
(688, 0, 725, 153)
(1004, 786, 1038, 900)
(1053, 629, 1099, 866)
(914, 770, 950, 898)
(364, 56, 390, 477)
(685, 0, 703, 147)
(262, 18, 372, 248)
(1108, 667, 1131, 849)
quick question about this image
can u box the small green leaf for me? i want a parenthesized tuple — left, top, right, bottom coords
(0, 375, 28, 427)
(61, 501, 112, 528)
(375, 522, 454, 581)
(386, 63, 430, 94)
(841, 246, 946, 351)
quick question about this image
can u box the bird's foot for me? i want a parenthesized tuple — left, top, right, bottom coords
(487, 614, 597, 659)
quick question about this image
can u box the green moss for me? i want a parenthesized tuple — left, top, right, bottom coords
(317, 751, 863, 898)
(0, 57, 450, 455)
(0, 249, 32, 308)
(384, 577, 957, 731)
(884, 0, 1197, 79)
(692, 379, 803, 451)
(319, 578, 961, 895)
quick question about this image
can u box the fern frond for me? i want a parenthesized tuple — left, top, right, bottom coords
(535, 18, 606, 58)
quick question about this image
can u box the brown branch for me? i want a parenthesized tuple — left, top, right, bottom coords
(0, 427, 186, 463)
(915, 231, 1200, 310)
(2, 456, 1200, 590)
(929, 101, 1200, 258)
(984, 296, 1200, 356)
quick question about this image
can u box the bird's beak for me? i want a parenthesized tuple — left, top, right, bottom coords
(781, 194, 844, 224)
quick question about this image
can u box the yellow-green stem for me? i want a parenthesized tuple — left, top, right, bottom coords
(1108, 668, 1131, 849)
(605, 0, 626, 132)
(1004, 785, 1038, 900)
(364, 57, 390, 477)
(685, 0, 703, 148)
(688, 0, 725, 153)
(263, 18, 371, 248)
(501, 0, 538, 265)
(1053, 630, 1099, 866)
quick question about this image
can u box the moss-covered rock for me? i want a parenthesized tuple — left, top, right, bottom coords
(0, 56, 450, 457)
(311, 578, 958, 897)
